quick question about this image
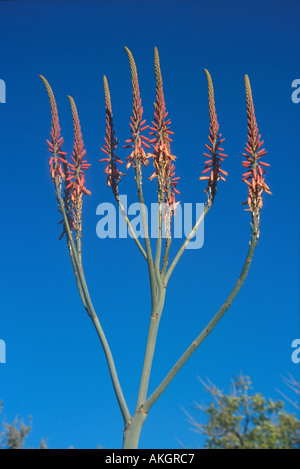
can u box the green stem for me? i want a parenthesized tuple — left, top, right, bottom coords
(144, 232, 258, 412)
(164, 203, 211, 285)
(134, 161, 156, 307)
(55, 181, 131, 426)
(68, 242, 87, 308)
(116, 196, 147, 261)
(136, 288, 166, 410)
(161, 236, 171, 280)
(123, 410, 147, 449)
(154, 202, 163, 271)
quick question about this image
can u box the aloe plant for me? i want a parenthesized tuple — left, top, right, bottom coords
(40, 47, 271, 449)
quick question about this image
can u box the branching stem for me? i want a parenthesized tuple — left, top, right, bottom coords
(143, 231, 258, 412)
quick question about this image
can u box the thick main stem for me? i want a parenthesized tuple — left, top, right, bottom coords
(136, 289, 166, 410)
(123, 410, 147, 449)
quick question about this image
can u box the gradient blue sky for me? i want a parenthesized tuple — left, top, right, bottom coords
(0, 0, 299, 449)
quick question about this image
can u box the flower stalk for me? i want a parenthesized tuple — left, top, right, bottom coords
(242, 74, 271, 239)
(164, 69, 227, 284)
(40, 76, 130, 428)
(67, 95, 91, 262)
(147, 47, 180, 276)
(100, 76, 147, 260)
(124, 46, 157, 309)
(199, 69, 228, 205)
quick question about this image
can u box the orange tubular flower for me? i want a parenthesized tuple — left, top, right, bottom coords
(100, 76, 125, 197)
(200, 69, 228, 203)
(242, 75, 271, 236)
(148, 47, 179, 207)
(124, 46, 150, 171)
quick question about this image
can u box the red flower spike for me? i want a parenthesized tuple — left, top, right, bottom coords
(39, 75, 66, 183)
(100, 76, 125, 197)
(200, 69, 227, 202)
(124, 47, 149, 170)
(40, 75, 75, 240)
(67, 95, 91, 239)
(147, 47, 180, 208)
(242, 75, 271, 236)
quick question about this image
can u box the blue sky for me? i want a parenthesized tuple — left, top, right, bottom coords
(0, 0, 299, 449)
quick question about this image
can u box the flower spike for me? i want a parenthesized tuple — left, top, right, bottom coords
(147, 47, 179, 208)
(40, 75, 74, 240)
(39, 75, 67, 183)
(124, 46, 150, 170)
(200, 69, 228, 203)
(66, 95, 91, 240)
(100, 75, 125, 198)
(242, 75, 271, 237)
